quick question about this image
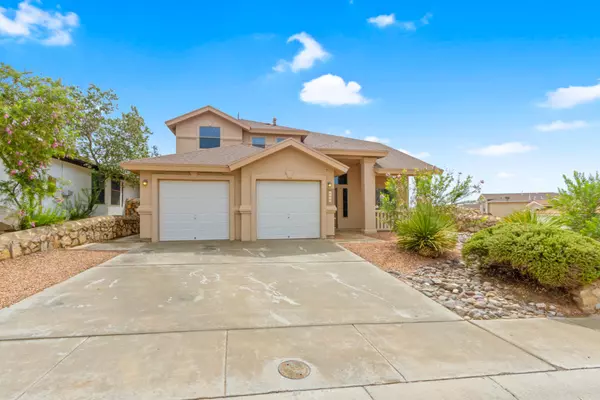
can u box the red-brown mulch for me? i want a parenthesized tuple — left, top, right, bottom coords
(0, 249, 124, 309)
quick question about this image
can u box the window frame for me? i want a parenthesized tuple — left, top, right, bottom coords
(335, 174, 348, 185)
(199, 126, 221, 149)
(252, 136, 266, 149)
(92, 174, 106, 205)
(110, 179, 121, 206)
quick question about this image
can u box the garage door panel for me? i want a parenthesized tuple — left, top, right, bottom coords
(159, 181, 229, 241)
(257, 181, 320, 240)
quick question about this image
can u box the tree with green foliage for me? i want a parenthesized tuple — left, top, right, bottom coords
(0, 63, 81, 223)
(75, 85, 158, 185)
(550, 171, 600, 240)
(413, 169, 483, 207)
(379, 173, 409, 227)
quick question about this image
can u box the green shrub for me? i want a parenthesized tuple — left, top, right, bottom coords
(396, 202, 458, 257)
(63, 188, 99, 221)
(462, 223, 600, 288)
(18, 201, 67, 230)
(501, 209, 561, 226)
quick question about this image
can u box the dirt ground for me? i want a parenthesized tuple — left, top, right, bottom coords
(0, 250, 124, 309)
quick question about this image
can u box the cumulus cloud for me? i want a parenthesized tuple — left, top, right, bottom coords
(367, 14, 397, 28)
(497, 172, 515, 179)
(300, 74, 370, 106)
(367, 12, 432, 31)
(540, 82, 600, 109)
(343, 129, 352, 136)
(468, 142, 536, 156)
(364, 136, 389, 144)
(535, 120, 589, 132)
(397, 148, 431, 159)
(0, 1, 79, 46)
(273, 32, 330, 73)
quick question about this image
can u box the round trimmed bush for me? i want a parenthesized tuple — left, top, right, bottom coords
(462, 223, 600, 288)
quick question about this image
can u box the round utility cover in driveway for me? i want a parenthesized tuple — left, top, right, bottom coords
(278, 360, 311, 379)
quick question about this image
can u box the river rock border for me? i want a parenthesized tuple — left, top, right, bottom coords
(0, 215, 139, 261)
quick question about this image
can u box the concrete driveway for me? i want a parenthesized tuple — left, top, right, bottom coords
(1, 240, 600, 399)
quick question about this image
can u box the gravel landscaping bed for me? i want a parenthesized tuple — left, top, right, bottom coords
(0, 249, 124, 309)
(342, 233, 583, 320)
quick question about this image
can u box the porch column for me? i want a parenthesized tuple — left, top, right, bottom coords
(361, 157, 377, 234)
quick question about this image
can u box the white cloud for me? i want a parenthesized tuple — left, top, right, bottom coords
(397, 148, 431, 159)
(300, 74, 370, 106)
(343, 129, 352, 136)
(535, 120, 589, 132)
(365, 136, 390, 144)
(368, 12, 432, 31)
(541, 82, 600, 109)
(367, 14, 396, 28)
(468, 142, 537, 156)
(0, 1, 79, 46)
(497, 172, 515, 179)
(272, 32, 330, 73)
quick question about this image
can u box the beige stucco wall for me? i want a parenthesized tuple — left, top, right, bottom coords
(175, 113, 244, 153)
(335, 164, 364, 230)
(488, 202, 528, 218)
(138, 146, 335, 241)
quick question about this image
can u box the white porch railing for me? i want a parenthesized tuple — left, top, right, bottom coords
(375, 210, 394, 231)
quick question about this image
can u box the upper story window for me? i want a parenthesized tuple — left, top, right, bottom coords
(199, 126, 221, 149)
(252, 137, 266, 149)
(276, 137, 286, 143)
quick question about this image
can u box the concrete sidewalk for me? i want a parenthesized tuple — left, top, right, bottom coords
(1, 240, 599, 399)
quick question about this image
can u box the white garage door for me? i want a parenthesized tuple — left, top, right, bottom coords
(159, 181, 229, 241)
(257, 181, 320, 239)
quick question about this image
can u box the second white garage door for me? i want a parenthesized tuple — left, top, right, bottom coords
(159, 181, 229, 241)
(257, 181, 320, 239)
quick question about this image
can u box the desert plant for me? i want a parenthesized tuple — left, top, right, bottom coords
(501, 209, 561, 226)
(413, 170, 483, 207)
(462, 223, 600, 288)
(62, 188, 99, 220)
(379, 174, 409, 227)
(16, 197, 66, 230)
(396, 202, 458, 257)
(550, 171, 600, 239)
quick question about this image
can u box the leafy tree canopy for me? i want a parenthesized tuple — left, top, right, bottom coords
(0, 63, 81, 207)
(75, 85, 157, 185)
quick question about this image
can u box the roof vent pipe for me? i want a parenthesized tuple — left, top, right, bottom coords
(272, 117, 277, 126)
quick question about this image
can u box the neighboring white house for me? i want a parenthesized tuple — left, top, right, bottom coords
(0, 157, 139, 228)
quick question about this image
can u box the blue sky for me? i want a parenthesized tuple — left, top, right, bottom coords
(1, 0, 600, 195)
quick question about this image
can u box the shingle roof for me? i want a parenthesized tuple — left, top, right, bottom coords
(239, 119, 309, 134)
(124, 144, 263, 166)
(304, 132, 437, 171)
(481, 192, 558, 203)
(304, 131, 388, 151)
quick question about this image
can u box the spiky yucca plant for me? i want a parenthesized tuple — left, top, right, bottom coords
(396, 202, 458, 258)
(501, 209, 561, 227)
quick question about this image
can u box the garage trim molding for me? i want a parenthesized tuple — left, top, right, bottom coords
(250, 173, 328, 241)
(151, 174, 235, 242)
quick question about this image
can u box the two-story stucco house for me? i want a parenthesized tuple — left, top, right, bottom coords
(121, 106, 437, 242)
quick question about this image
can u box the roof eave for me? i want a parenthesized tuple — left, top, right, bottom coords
(229, 139, 349, 174)
(318, 149, 389, 158)
(120, 162, 230, 173)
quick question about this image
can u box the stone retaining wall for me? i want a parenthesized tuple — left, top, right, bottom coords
(572, 282, 600, 314)
(0, 215, 139, 261)
(125, 198, 140, 218)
